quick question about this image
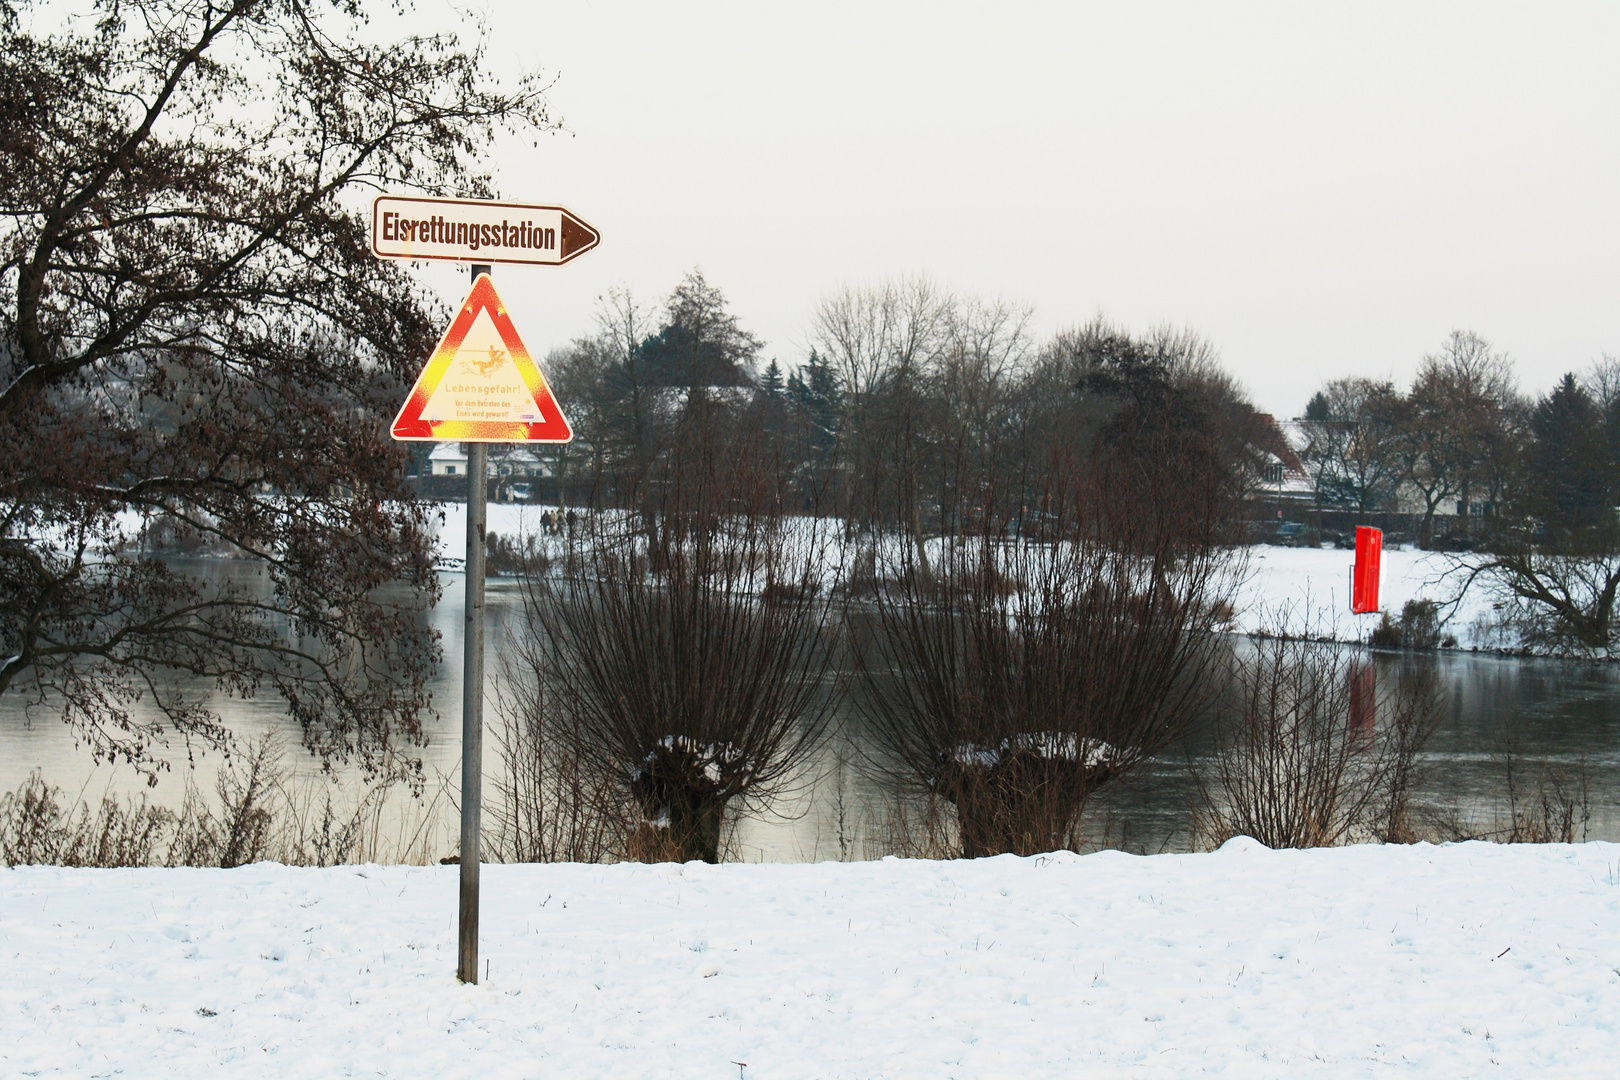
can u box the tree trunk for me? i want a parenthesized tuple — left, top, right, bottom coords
(1419, 494, 1442, 549)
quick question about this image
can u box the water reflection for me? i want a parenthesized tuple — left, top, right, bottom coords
(4, 562, 1618, 861)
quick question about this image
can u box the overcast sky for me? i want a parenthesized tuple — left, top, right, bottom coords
(405, 1, 1619, 417)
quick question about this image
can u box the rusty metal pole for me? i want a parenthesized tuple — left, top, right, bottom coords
(457, 264, 492, 985)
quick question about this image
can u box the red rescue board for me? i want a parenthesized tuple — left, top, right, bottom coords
(1352, 526, 1382, 614)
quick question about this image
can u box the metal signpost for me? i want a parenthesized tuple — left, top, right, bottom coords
(460, 404, 487, 987)
(375, 196, 597, 984)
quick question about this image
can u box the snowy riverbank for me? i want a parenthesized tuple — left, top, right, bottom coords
(6, 841, 1618, 1077)
(445, 503, 1500, 649)
(1232, 543, 1498, 646)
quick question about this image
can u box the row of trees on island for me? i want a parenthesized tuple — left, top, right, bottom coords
(538, 271, 1287, 551)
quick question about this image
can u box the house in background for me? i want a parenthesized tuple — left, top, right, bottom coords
(422, 442, 555, 502)
(427, 443, 467, 477)
(426, 444, 554, 480)
(1266, 418, 1317, 505)
(1241, 415, 1317, 543)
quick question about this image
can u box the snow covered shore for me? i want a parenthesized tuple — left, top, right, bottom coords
(452, 501, 1499, 649)
(6, 841, 1618, 1077)
(1232, 544, 1496, 647)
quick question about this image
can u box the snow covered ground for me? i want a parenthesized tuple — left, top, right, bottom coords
(6, 841, 1618, 1078)
(1232, 544, 1498, 646)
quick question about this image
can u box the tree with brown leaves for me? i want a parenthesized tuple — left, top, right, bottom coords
(0, 0, 554, 780)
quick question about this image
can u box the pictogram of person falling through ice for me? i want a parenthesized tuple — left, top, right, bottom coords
(460, 345, 506, 377)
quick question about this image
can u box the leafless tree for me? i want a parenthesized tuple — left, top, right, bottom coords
(541, 287, 662, 508)
(515, 420, 840, 863)
(1447, 546, 1620, 655)
(927, 296, 1037, 536)
(1195, 640, 1443, 849)
(1396, 332, 1521, 546)
(1443, 372, 1620, 655)
(854, 455, 1242, 858)
(811, 277, 950, 402)
(0, 0, 554, 779)
(810, 277, 952, 573)
(1299, 377, 1404, 513)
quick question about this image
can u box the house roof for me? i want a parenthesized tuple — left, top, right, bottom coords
(425, 443, 547, 464)
(1255, 414, 1307, 474)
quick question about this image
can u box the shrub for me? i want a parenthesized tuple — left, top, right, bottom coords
(516, 424, 839, 864)
(1366, 600, 1445, 650)
(0, 774, 172, 867)
(1368, 612, 1403, 648)
(856, 464, 1242, 858)
(1399, 599, 1443, 649)
(488, 667, 625, 863)
(1, 736, 409, 867)
(1194, 639, 1442, 848)
(1498, 750, 1590, 843)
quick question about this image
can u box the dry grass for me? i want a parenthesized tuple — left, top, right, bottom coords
(1495, 751, 1592, 844)
(0, 735, 428, 868)
(487, 663, 626, 864)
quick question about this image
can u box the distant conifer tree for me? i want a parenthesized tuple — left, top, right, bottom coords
(1529, 373, 1612, 530)
(760, 359, 786, 398)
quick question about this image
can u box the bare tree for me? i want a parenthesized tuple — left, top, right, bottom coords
(1448, 546, 1620, 655)
(552, 286, 665, 503)
(810, 277, 950, 402)
(1299, 377, 1403, 513)
(1397, 332, 1519, 547)
(855, 456, 1241, 858)
(1442, 374, 1620, 655)
(0, 0, 554, 778)
(810, 277, 951, 574)
(1195, 640, 1442, 849)
(1580, 354, 1620, 414)
(928, 297, 1037, 537)
(517, 420, 839, 863)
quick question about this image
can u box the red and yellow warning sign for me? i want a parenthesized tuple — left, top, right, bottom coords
(391, 274, 572, 442)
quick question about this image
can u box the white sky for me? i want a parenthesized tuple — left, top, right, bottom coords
(403, 1, 1620, 418)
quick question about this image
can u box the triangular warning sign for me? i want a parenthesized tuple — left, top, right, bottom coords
(391, 274, 572, 442)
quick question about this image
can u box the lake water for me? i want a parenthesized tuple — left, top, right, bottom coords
(4, 563, 1619, 861)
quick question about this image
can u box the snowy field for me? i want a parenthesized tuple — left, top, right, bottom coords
(6, 841, 1618, 1078)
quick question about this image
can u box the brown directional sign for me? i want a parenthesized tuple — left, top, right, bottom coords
(371, 195, 600, 267)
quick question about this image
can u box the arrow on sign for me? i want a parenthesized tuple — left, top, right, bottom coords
(391, 274, 572, 443)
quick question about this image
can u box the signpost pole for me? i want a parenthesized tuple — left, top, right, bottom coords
(456, 263, 493, 986)
(374, 201, 593, 983)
